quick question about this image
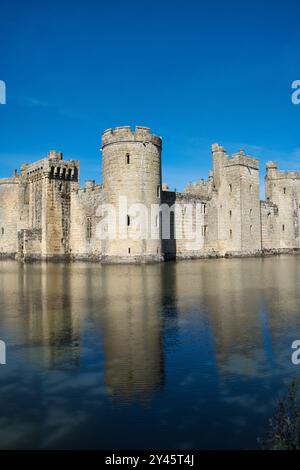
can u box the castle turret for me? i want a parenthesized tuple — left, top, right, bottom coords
(212, 143, 227, 189)
(211, 144, 261, 255)
(101, 126, 162, 262)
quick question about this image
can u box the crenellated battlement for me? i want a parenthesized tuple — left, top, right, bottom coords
(72, 183, 103, 194)
(229, 150, 259, 169)
(102, 125, 162, 148)
(212, 144, 259, 170)
(20, 152, 80, 182)
(0, 176, 20, 185)
(184, 175, 214, 197)
(266, 161, 300, 180)
(266, 161, 278, 170)
(48, 150, 63, 160)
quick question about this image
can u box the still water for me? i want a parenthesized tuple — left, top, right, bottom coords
(0, 256, 300, 449)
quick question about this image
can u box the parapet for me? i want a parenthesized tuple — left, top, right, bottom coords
(102, 125, 162, 148)
(212, 143, 226, 153)
(48, 150, 63, 160)
(266, 161, 278, 170)
(184, 176, 214, 197)
(212, 144, 259, 169)
(266, 161, 300, 179)
(0, 176, 20, 185)
(84, 180, 95, 189)
(20, 152, 80, 181)
(230, 149, 259, 170)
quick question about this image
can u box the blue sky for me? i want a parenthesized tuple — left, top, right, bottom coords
(1, 0, 300, 195)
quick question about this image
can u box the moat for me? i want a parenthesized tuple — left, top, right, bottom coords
(0, 256, 299, 449)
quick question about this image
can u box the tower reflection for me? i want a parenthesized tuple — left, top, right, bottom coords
(94, 264, 164, 401)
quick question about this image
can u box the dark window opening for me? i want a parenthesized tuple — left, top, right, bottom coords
(282, 224, 285, 232)
(230, 229, 233, 239)
(73, 167, 78, 181)
(127, 215, 130, 226)
(87, 217, 92, 241)
(128, 247, 131, 254)
(126, 154, 130, 164)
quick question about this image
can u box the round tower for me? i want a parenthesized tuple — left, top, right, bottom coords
(101, 126, 162, 262)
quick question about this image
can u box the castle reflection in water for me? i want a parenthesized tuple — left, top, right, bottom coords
(0, 256, 300, 404)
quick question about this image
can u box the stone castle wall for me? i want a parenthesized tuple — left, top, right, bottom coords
(265, 162, 300, 249)
(161, 191, 208, 259)
(260, 200, 279, 251)
(70, 181, 104, 260)
(0, 175, 20, 257)
(0, 126, 299, 263)
(101, 126, 162, 263)
(182, 145, 262, 256)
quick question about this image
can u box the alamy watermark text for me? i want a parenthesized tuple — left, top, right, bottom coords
(0, 80, 6, 104)
(0, 340, 6, 365)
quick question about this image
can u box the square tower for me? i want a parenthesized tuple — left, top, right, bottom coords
(212, 145, 261, 255)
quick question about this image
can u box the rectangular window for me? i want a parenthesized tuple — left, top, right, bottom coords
(86, 217, 92, 241)
(229, 184, 232, 193)
(282, 224, 285, 232)
(128, 247, 131, 254)
(126, 154, 130, 164)
(127, 215, 130, 226)
(229, 210, 232, 218)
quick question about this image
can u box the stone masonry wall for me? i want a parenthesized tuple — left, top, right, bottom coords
(261, 200, 279, 250)
(102, 126, 162, 263)
(265, 162, 300, 249)
(161, 191, 207, 259)
(1, 128, 300, 263)
(70, 181, 104, 260)
(209, 145, 261, 256)
(0, 176, 20, 257)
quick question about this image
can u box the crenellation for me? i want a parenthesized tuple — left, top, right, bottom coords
(273, 170, 300, 179)
(47, 150, 63, 160)
(102, 125, 162, 148)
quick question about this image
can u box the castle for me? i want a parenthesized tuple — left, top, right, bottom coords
(0, 125, 300, 263)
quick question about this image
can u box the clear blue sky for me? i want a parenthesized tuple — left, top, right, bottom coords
(1, 0, 300, 195)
